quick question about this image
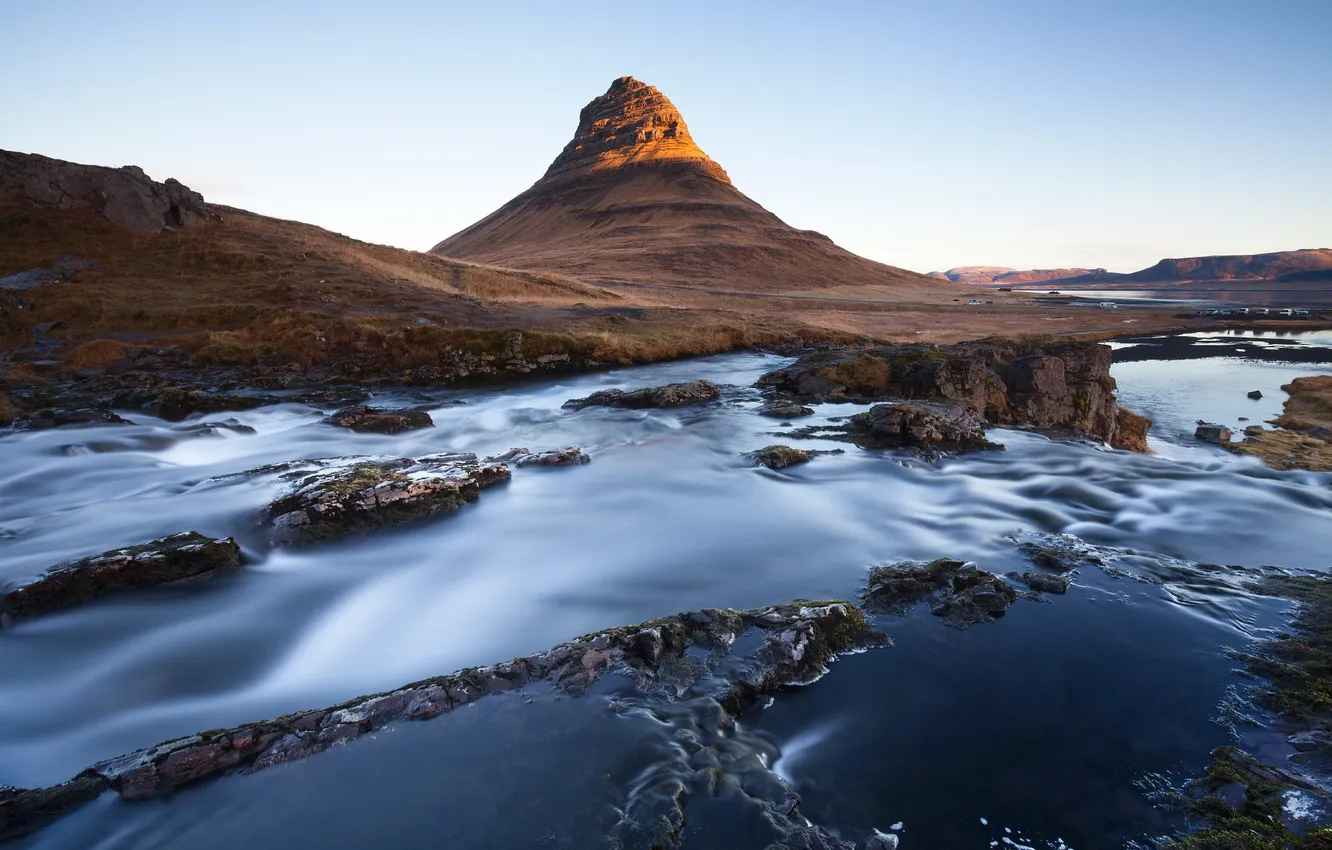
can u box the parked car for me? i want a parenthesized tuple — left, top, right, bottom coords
(1295, 308, 1310, 316)
(1205, 308, 1220, 315)
(1219, 309, 1232, 316)
(1099, 301, 1118, 309)
(1234, 307, 1249, 315)
(1254, 308, 1269, 316)
(1278, 308, 1294, 317)
(967, 299, 982, 305)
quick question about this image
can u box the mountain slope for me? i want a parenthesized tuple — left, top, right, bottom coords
(432, 77, 961, 298)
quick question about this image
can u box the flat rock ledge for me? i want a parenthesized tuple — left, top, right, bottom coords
(862, 558, 1019, 628)
(267, 454, 511, 546)
(563, 379, 721, 410)
(0, 600, 884, 842)
(325, 405, 434, 434)
(0, 532, 240, 625)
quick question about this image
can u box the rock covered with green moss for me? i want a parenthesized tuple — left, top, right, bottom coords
(752, 445, 813, 469)
(266, 454, 511, 546)
(0, 599, 885, 841)
(0, 532, 241, 626)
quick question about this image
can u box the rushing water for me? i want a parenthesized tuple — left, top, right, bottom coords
(3, 331, 1331, 848)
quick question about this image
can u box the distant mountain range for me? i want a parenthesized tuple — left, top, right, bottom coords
(931, 249, 1332, 287)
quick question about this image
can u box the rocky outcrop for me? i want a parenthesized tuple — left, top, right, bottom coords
(1195, 422, 1233, 444)
(1233, 375, 1332, 471)
(752, 445, 811, 469)
(108, 387, 278, 422)
(0, 149, 212, 235)
(563, 379, 720, 410)
(757, 338, 1151, 450)
(0, 599, 884, 843)
(0, 533, 241, 625)
(926, 267, 1104, 285)
(846, 400, 997, 452)
(267, 454, 511, 546)
(325, 405, 433, 434)
(861, 558, 1019, 628)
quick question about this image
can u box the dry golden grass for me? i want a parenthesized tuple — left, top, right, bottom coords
(64, 339, 130, 371)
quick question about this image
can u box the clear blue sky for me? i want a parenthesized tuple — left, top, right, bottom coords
(4, 0, 1329, 273)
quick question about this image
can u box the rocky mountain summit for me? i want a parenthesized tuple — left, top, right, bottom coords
(542, 76, 729, 184)
(0, 149, 211, 235)
(431, 76, 959, 297)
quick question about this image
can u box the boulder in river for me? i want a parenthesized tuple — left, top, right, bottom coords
(0, 599, 885, 841)
(1195, 423, 1233, 444)
(511, 447, 591, 468)
(266, 454, 511, 546)
(563, 379, 720, 410)
(757, 402, 815, 419)
(847, 400, 997, 452)
(0, 532, 241, 625)
(1016, 572, 1071, 594)
(752, 445, 812, 469)
(1248, 390, 1263, 400)
(757, 338, 1151, 450)
(325, 405, 434, 434)
(1013, 532, 1105, 572)
(862, 558, 1018, 628)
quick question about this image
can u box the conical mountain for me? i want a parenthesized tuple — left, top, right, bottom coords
(431, 77, 948, 296)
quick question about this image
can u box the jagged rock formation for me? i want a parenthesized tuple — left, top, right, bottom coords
(0, 149, 212, 235)
(432, 77, 961, 296)
(757, 337, 1152, 450)
(563, 379, 721, 410)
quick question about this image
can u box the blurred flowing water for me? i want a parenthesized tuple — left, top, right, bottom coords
(3, 330, 1331, 848)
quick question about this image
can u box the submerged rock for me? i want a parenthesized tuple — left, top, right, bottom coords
(1017, 572, 1071, 594)
(757, 338, 1151, 450)
(563, 379, 721, 410)
(325, 405, 433, 434)
(847, 400, 997, 452)
(512, 447, 591, 468)
(0, 599, 885, 841)
(1014, 532, 1105, 572)
(863, 558, 1018, 629)
(266, 454, 511, 546)
(11, 408, 134, 430)
(0, 532, 241, 625)
(110, 388, 277, 422)
(1195, 422, 1233, 444)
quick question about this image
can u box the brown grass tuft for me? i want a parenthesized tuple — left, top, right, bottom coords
(64, 339, 130, 371)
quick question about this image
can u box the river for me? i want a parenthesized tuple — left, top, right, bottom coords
(3, 330, 1331, 848)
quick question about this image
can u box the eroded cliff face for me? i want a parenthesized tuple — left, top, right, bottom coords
(0, 149, 212, 235)
(757, 338, 1151, 450)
